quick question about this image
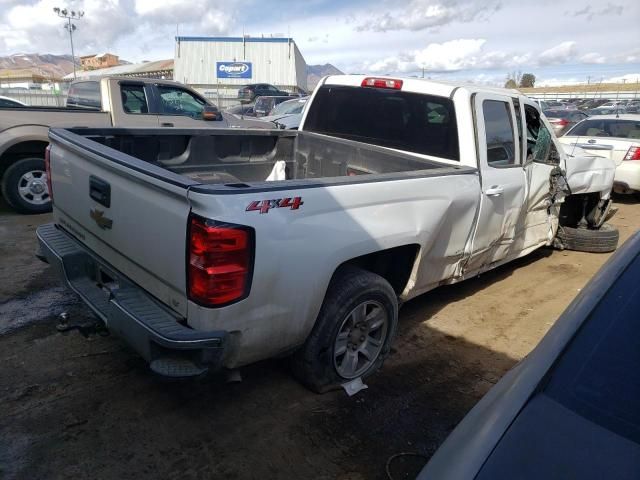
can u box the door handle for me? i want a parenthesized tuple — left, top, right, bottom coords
(161, 122, 174, 127)
(485, 186, 504, 196)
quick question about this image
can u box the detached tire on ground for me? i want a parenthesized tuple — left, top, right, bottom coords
(1, 158, 52, 214)
(555, 223, 619, 253)
(291, 266, 398, 393)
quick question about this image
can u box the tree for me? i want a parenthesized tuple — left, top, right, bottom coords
(519, 73, 536, 88)
(504, 78, 517, 88)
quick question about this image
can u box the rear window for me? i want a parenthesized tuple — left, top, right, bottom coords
(304, 85, 459, 161)
(66, 81, 101, 110)
(567, 119, 640, 138)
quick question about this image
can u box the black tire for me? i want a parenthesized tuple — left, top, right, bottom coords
(1, 157, 52, 214)
(291, 266, 398, 393)
(556, 223, 619, 253)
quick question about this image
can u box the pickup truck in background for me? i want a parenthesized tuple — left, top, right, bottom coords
(38, 75, 617, 393)
(0, 77, 265, 214)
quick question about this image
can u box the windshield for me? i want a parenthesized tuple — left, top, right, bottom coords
(303, 85, 459, 161)
(270, 99, 306, 116)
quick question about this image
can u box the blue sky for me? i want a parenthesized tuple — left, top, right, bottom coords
(1, 0, 639, 86)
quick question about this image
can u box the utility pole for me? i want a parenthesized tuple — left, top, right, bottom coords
(422, 65, 425, 78)
(53, 7, 84, 80)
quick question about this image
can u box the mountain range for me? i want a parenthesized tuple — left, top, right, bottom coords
(0, 53, 76, 78)
(306, 63, 344, 89)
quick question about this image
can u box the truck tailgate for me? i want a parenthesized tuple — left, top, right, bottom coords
(48, 129, 196, 317)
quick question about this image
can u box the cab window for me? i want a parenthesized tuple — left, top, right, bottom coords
(157, 86, 206, 118)
(121, 84, 148, 114)
(67, 81, 101, 110)
(482, 100, 516, 166)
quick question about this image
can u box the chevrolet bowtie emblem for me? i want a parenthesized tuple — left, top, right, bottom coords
(90, 208, 113, 230)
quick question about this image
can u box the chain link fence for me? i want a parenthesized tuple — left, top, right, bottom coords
(0, 87, 69, 107)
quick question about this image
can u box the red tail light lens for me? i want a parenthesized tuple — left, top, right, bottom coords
(624, 146, 640, 161)
(361, 77, 403, 90)
(187, 214, 254, 307)
(44, 144, 53, 202)
(550, 118, 569, 126)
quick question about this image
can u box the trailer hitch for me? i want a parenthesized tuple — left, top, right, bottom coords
(56, 312, 109, 338)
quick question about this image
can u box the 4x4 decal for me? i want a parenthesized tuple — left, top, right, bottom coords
(246, 197, 304, 214)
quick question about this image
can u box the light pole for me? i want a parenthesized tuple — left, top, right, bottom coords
(53, 7, 84, 79)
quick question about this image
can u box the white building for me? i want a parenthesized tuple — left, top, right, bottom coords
(174, 36, 308, 98)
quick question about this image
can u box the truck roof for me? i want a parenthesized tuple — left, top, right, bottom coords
(322, 74, 521, 99)
(70, 76, 187, 88)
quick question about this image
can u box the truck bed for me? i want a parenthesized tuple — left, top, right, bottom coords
(56, 127, 474, 186)
(0, 106, 110, 132)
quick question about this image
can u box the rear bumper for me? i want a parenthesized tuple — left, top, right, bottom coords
(36, 223, 227, 377)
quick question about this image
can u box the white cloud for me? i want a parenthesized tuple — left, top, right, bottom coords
(414, 39, 486, 71)
(580, 52, 607, 64)
(538, 41, 577, 65)
(604, 73, 640, 83)
(357, 0, 501, 32)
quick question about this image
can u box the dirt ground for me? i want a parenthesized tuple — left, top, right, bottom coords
(1, 197, 639, 480)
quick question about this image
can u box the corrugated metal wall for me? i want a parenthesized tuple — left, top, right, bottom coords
(174, 37, 308, 93)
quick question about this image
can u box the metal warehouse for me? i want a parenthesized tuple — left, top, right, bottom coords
(174, 36, 308, 100)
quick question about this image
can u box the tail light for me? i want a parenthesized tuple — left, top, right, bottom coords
(623, 146, 640, 161)
(550, 118, 569, 126)
(361, 77, 403, 90)
(187, 213, 254, 307)
(44, 144, 53, 202)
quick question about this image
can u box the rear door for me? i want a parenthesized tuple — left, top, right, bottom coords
(49, 130, 192, 316)
(110, 81, 160, 127)
(465, 93, 526, 272)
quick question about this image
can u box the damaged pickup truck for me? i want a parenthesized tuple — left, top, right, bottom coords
(37, 75, 616, 392)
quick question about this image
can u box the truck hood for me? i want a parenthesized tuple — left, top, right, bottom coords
(563, 147, 616, 196)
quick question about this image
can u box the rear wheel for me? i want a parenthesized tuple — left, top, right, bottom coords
(1, 158, 52, 214)
(555, 223, 619, 253)
(291, 266, 398, 393)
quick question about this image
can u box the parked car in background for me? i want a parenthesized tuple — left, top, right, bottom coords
(254, 95, 299, 117)
(237, 83, 290, 102)
(595, 101, 627, 112)
(0, 96, 27, 108)
(544, 109, 589, 136)
(418, 229, 640, 480)
(586, 107, 627, 116)
(578, 99, 609, 110)
(558, 114, 640, 195)
(257, 97, 308, 129)
(624, 101, 640, 113)
(543, 100, 564, 108)
(225, 103, 256, 117)
(0, 77, 266, 214)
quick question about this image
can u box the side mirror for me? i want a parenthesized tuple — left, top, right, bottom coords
(202, 105, 220, 121)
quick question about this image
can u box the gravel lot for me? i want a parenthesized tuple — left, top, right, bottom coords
(1, 197, 639, 480)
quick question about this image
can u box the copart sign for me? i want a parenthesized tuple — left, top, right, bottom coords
(217, 62, 252, 79)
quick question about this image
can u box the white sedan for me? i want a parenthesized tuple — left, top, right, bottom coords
(558, 114, 640, 195)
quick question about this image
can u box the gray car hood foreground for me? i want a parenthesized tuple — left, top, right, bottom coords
(417, 230, 640, 480)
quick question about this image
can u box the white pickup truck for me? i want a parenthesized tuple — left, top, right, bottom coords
(37, 75, 617, 392)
